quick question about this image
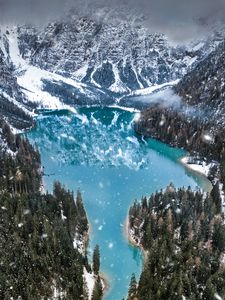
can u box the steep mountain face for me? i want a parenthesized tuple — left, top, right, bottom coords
(0, 30, 35, 129)
(17, 13, 223, 94)
(0, 47, 19, 99)
(174, 40, 225, 125)
(17, 19, 184, 92)
(0, 10, 225, 129)
(134, 39, 225, 208)
(134, 40, 225, 175)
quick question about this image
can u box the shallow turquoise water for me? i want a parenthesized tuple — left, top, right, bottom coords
(25, 107, 209, 300)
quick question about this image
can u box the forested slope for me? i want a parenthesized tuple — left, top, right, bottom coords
(0, 118, 102, 299)
(127, 185, 225, 300)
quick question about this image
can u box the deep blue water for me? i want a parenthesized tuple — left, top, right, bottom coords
(25, 107, 210, 300)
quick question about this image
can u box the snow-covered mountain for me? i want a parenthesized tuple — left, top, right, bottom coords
(0, 33, 35, 129)
(0, 25, 114, 128)
(0, 10, 225, 128)
(17, 14, 219, 93)
(175, 40, 225, 125)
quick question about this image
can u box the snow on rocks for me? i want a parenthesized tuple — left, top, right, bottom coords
(16, 65, 81, 112)
(52, 281, 66, 299)
(73, 233, 86, 255)
(4, 26, 26, 69)
(109, 63, 130, 94)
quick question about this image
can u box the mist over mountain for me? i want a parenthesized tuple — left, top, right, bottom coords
(1, 0, 225, 41)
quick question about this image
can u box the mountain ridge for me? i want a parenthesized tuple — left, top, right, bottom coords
(0, 12, 225, 129)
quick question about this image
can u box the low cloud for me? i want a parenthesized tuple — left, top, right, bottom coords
(0, 0, 225, 42)
(132, 88, 182, 108)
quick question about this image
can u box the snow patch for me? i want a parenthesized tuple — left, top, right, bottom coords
(108, 105, 140, 113)
(73, 233, 85, 254)
(108, 242, 114, 249)
(219, 183, 225, 222)
(109, 63, 130, 94)
(215, 294, 223, 300)
(73, 65, 89, 81)
(130, 80, 179, 97)
(180, 156, 212, 177)
(83, 268, 95, 300)
(6, 27, 25, 67)
(17, 66, 80, 111)
(133, 112, 141, 122)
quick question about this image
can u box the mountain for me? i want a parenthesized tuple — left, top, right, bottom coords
(17, 14, 224, 93)
(133, 39, 225, 232)
(0, 26, 114, 129)
(0, 10, 225, 129)
(135, 37, 225, 148)
(174, 40, 225, 125)
(0, 34, 35, 129)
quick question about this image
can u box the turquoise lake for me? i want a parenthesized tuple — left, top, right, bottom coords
(24, 107, 210, 300)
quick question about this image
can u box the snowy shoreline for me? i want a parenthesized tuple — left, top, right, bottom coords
(82, 220, 110, 299)
(179, 156, 213, 192)
(83, 268, 109, 300)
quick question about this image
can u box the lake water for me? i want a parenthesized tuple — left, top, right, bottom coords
(24, 107, 210, 300)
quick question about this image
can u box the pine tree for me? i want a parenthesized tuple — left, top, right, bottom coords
(93, 245, 100, 275)
(211, 182, 222, 214)
(76, 190, 88, 234)
(143, 222, 152, 249)
(91, 276, 103, 300)
(202, 280, 216, 300)
(212, 223, 225, 252)
(137, 266, 153, 300)
(128, 273, 137, 300)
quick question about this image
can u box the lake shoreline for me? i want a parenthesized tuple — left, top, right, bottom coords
(84, 222, 110, 298)
(124, 217, 149, 264)
(179, 156, 213, 193)
(26, 107, 211, 299)
(100, 272, 110, 296)
(123, 155, 214, 284)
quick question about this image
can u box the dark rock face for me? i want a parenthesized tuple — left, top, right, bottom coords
(174, 40, 225, 124)
(92, 62, 115, 89)
(42, 79, 114, 106)
(118, 60, 140, 90)
(0, 48, 20, 100)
